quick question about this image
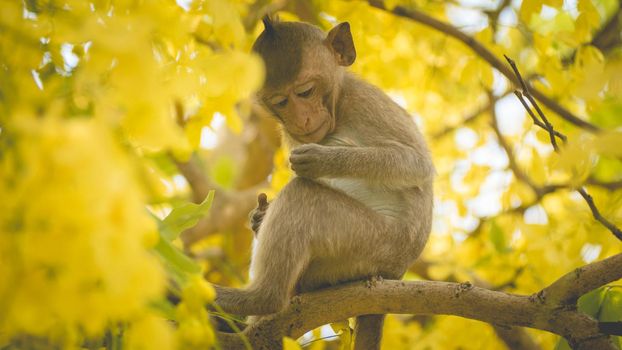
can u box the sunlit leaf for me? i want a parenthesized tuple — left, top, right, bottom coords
(154, 234, 202, 285)
(578, 287, 606, 317)
(160, 190, 215, 242)
(600, 287, 622, 322)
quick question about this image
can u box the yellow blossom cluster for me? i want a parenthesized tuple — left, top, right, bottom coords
(175, 275, 216, 348)
(0, 116, 165, 345)
(1, 0, 264, 348)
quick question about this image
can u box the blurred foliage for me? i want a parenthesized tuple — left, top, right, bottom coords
(0, 0, 621, 349)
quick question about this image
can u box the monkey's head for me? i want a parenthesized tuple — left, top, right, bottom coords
(252, 17, 356, 144)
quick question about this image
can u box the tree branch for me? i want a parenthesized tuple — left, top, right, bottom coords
(494, 325, 542, 350)
(591, 5, 622, 55)
(544, 253, 622, 306)
(586, 177, 622, 191)
(600, 322, 622, 337)
(366, 0, 600, 132)
(217, 253, 622, 349)
(409, 259, 539, 349)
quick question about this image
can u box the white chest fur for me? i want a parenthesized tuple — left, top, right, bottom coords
(316, 134, 406, 218)
(319, 177, 404, 218)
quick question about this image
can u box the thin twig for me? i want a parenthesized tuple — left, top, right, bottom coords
(577, 188, 622, 241)
(514, 91, 567, 143)
(504, 55, 564, 151)
(503, 56, 622, 241)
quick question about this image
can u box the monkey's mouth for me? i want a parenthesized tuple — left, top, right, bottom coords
(301, 121, 327, 137)
(295, 121, 328, 143)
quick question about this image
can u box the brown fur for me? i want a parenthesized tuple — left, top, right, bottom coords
(214, 19, 434, 350)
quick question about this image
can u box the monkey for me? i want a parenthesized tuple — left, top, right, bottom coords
(213, 17, 434, 350)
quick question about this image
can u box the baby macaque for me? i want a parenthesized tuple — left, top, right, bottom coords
(214, 17, 434, 350)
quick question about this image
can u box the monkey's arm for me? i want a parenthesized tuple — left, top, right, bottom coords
(290, 142, 434, 188)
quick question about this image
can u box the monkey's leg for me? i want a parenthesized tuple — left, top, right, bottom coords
(213, 231, 309, 316)
(214, 179, 317, 316)
(215, 177, 401, 317)
(354, 314, 385, 350)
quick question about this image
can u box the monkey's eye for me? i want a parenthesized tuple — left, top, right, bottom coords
(295, 83, 315, 98)
(269, 96, 288, 108)
(297, 87, 314, 98)
(276, 98, 288, 108)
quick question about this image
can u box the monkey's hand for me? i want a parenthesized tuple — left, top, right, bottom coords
(290, 144, 332, 179)
(249, 193, 269, 236)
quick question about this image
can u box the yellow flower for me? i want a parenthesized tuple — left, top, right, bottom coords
(182, 275, 216, 309)
(124, 315, 174, 350)
(0, 116, 165, 344)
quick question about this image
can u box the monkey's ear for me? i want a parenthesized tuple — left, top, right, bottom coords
(261, 15, 279, 35)
(325, 22, 356, 66)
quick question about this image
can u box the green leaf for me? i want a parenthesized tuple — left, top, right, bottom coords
(598, 286, 622, 349)
(600, 288, 622, 349)
(159, 190, 215, 241)
(574, 286, 622, 349)
(578, 287, 606, 317)
(154, 235, 201, 285)
(600, 287, 622, 322)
